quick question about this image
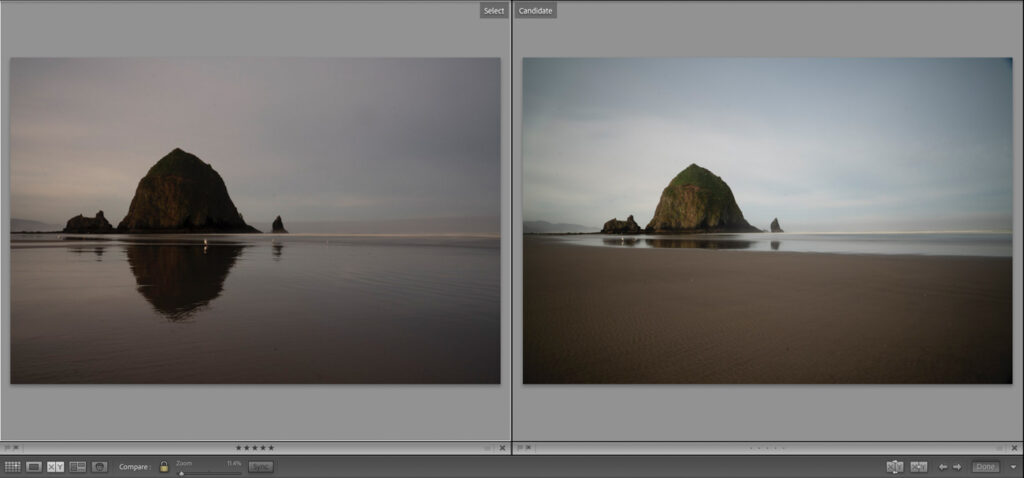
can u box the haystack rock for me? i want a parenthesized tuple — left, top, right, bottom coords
(601, 215, 642, 234)
(117, 148, 259, 233)
(272, 215, 288, 234)
(644, 164, 760, 234)
(770, 218, 784, 233)
(63, 210, 114, 234)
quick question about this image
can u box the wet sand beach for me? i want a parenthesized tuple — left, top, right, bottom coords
(523, 236, 1012, 384)
(11, 235, 500, 384)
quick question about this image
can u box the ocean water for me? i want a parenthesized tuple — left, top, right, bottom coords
(9, 234, 500, 384)
(561, 232, 1012, 257)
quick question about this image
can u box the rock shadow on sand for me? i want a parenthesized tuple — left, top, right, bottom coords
(644, 238, 754, 250)
(602, 237, 642, 247)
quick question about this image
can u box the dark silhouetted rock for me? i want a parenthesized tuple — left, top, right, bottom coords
(601, 215, 642, 234)
(117, 148, 259, 233)
(63, 210, 114, 234)
(645, 164, 760, 234)
(770, 218, 784, 233)
(272, 215, 288, 234)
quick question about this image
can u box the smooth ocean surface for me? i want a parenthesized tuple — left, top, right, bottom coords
(10, 234, 500, 384)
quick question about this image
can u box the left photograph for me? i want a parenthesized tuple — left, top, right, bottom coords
(8, 58, 501, 384)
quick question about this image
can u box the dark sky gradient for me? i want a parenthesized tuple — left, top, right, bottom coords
(10, 58, 500, 232)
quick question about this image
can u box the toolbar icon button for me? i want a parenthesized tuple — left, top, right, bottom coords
(4, 461, 22, 473)
(887, 460, 905, 474)
(68, 462, 86, 473)
(910, 461, 928, 473)
(24, 462, 41, 473)
(45, 462, 63, 473)
(90, 462, 108, 473)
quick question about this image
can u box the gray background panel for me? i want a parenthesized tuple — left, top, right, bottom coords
(0, 1, 511, 441)
(511, 1, 1023, 441)
(2, 0, 1022, 445)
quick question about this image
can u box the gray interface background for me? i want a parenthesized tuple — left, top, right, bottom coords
(1, 0, 1021, 443)
(511, 1, 1023, 441)
(0, 1, 511, 441)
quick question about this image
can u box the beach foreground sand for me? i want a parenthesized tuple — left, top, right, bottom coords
(524, 236, 1012, 384)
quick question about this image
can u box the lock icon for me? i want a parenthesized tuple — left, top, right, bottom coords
(159, 461, 169, 473)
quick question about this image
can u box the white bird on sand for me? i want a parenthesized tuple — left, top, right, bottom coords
(203, 239, 208, 246)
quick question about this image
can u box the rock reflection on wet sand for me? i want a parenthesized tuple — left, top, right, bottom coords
(126, 243, 245, 321)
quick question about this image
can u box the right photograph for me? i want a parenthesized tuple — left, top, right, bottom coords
(522, 58, 1013, 384)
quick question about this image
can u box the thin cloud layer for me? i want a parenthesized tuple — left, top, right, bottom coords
(523, 58, 1013, 232)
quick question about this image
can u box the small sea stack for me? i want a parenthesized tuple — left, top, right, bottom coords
(272, 216, 289, 234)
(63, 210, 114, 234)
(601, 215, 642, 234)
(770, 218, 784, 233)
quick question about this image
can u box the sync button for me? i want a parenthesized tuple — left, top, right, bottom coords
(248, 461, 275, 473)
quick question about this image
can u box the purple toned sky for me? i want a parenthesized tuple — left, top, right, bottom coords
(9, 58, 500, 230)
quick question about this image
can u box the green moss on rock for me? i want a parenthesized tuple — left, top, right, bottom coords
(645, 164, 760, 233)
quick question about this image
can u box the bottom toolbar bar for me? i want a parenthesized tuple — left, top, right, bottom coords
(1, 454, 1021, 477)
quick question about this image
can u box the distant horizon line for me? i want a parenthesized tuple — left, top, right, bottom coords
(10, 215, 499, 226)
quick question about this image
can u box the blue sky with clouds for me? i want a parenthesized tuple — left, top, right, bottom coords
(522, 58, 1013, 232)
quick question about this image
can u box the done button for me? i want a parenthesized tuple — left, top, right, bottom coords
(972, 461, 1000, 473)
